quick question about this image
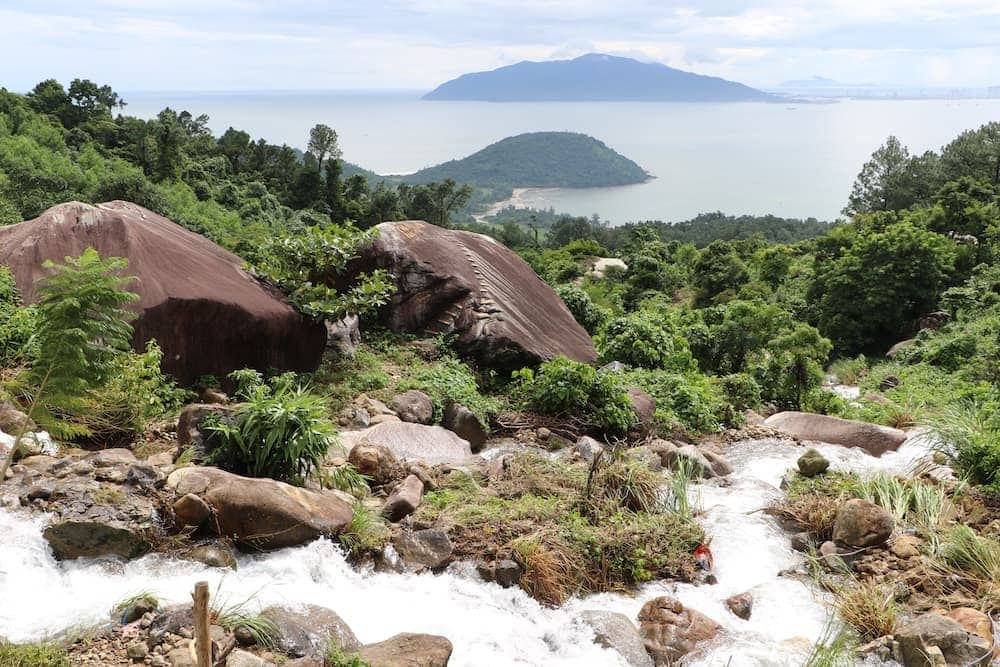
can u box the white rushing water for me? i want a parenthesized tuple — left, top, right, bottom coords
(0, 435, 933, 665)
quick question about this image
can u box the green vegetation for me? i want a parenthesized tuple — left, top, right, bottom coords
(206, 370, 337, 483)
(0, 641, 70, 667)
(326, 645, 370, 667)
(413, 452, 703, 605)
(339, 503, 390, 558)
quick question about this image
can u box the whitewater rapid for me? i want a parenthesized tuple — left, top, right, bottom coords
(0, 435, 932, 665)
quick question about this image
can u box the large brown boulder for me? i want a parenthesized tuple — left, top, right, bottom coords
(343, 220, 597, 369)
(637, 596, 720, 665)
(896, 613, 991, 666)
(764, 411, 907, 456)
(166, 467, 353, 550)
(0, 201, 326, 384)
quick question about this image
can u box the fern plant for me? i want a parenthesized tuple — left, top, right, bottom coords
(1, 248, 137, 481)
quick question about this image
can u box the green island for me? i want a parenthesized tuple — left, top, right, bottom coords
(0, 78, 999, 667)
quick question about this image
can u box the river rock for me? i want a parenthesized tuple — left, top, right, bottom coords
(493, 559, 522, 588)
(890, 535, 922, 558)
(392, 528, 453, 569)
(441, 402, 487, 452)
(183, 542, 238, 569)
(627, 387, 656, 432)
(341, 220, 597, 370)
(341, 422, 472, 466)
(261, 604, 360, 658)
(326, 314, 361, 360)
(764, 411, 907, 456)
(637, 596, 721, 665)
(167, 467, 353, 550)
(886, 339, 915, 358)
(626, 445, 663, 472)
(226, 650, 273, 667)
(577, 610, 654, 667)
(357, 633, 453, 667)
(879, 375, 901, 392)
(574, 436, 605, 463)
(896, 613, 991, 666)
(347, 442, 404, 487)
(725, 593, 753, 620)
(174, 493, 212, 527)
(650, 441, 723, 479)
(832, 498, 894, 548)
(797, 448, 830, 477)
(391, 390, 435, 425)
(943, 608, 994, 648)
(382, 474, 424, 522)
(0, 201, 326, 384)
(0, 401, 33, 434)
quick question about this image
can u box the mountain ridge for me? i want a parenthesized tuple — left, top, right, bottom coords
(423, 53, 781, 102)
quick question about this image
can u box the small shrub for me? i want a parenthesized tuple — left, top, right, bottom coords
(928, 401, 1000, 492)
(828, 356, 868, 386)
(940, 524, 1000, 582)
(835, 580, 898, 641)
(600, 313, 695, 372)
(397, 357, 499, 427)
(772, 493, 840, 541)
(327, 645, 369, 667)
(206, 371, 337, 483)
(587, 455, 661, 514)
(514, 357, 636, 433)
(624, 369, 726, 434)
(718, 373, 761, 411)
(0, 266, 36, 369)
(0, 641, 70, 667)
(555, 284, 608, 335)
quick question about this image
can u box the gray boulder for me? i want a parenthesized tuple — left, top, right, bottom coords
(261, 604, 360, 658)
(382, 474, 424, 522)
(577, 610, 654, 667)
(764, 411, 907, 456)
(391, 390, 435, 425)
(896, 613, 991, 666)
(442, 402, 488, 452)
(341, 422, 472, 466)
(392, 528, 453, 569)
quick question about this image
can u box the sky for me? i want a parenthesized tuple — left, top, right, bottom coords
(1, 0, 998, 92)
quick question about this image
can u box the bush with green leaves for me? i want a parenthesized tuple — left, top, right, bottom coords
(929, 401, 1000, 492)
(555, 284, 608, 335)
(600, 312, 695, 372)
(397, 356, 499, 428)
(752, 323, 832, 410)
(514, 357, 636, 433)
(624, 369, 728, 434)
(0, 266, 37, 369)
(206, 370, 337, 483)
(718, 373, 762, 411)
(253, 224, 394, 320)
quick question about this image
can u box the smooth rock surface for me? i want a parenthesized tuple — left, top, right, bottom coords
(342, 220, 597, 369)
(356, 633, 453, 667)
(896, 613, 991, 667)
(391, 390, 435, 425)
(764, 411, 907, 456)
(341, 422, 472, 466)
(0, 201, 326, 384)
(261, 604, 360, 658)
(577, 610, 654, 667)
(167, 467, 353, 550)
(637, 596, 721, 665)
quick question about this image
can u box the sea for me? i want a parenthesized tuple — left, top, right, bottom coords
(124, 90, 1000, 223)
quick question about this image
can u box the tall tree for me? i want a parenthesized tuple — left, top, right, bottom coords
(308, 124, 341, 166)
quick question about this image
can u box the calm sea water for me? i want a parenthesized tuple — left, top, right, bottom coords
(125, 91, 1000, 223)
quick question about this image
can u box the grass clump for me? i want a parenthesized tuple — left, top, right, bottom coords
(110, 590, 159, 621)
(321, 464, 371, 499)
(339, 503, 390, 557)
(326, 644, 370, 667)
(828, 356, 868, 386)
(929, 401, 1000, 493)
(804, 618, 856, 667)
(0, 641, 71, 667)
(209, 591, 278, 649)
(92, 485, 126, 506)
(939, 524, 1000, 586)
(412, 452, 703, 605)
(835, 580, 899, 641)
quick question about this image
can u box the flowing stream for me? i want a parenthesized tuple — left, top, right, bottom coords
(0, 434, 932, 666)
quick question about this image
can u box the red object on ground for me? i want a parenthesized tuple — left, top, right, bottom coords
(694, 544, 714, 571)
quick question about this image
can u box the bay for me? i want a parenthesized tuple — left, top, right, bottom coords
(125, 90, 1000, 223)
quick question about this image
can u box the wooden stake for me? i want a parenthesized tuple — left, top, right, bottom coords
(192, 581, 212, 667)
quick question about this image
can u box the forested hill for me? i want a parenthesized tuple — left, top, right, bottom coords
(404, 132, 648, 189)
(423, 53, 780, 102)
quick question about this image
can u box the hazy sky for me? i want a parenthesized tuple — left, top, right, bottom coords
(1, 0, 998, 92)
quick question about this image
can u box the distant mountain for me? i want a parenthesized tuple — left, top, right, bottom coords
(423, 53, 779, 102)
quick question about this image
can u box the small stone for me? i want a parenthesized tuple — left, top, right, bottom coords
(574, 436, 604, 463)
(149, 656, 167, 667)
(537, 427, 551, 442)
(790, 532, 812, 552)
(126, 641, 148, 659)
(382, 475, 424, 522)
(494, 559, 522, 588)
(796, 448, 830, 477)
(725, 593, 753, 620)
(890, 535, 921, 559)
(173, 493, 212, 526)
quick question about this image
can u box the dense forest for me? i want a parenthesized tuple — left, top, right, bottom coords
(1, 77, 1000, 665)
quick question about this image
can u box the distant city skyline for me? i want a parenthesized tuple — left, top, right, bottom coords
(1, 1, 998, 92)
